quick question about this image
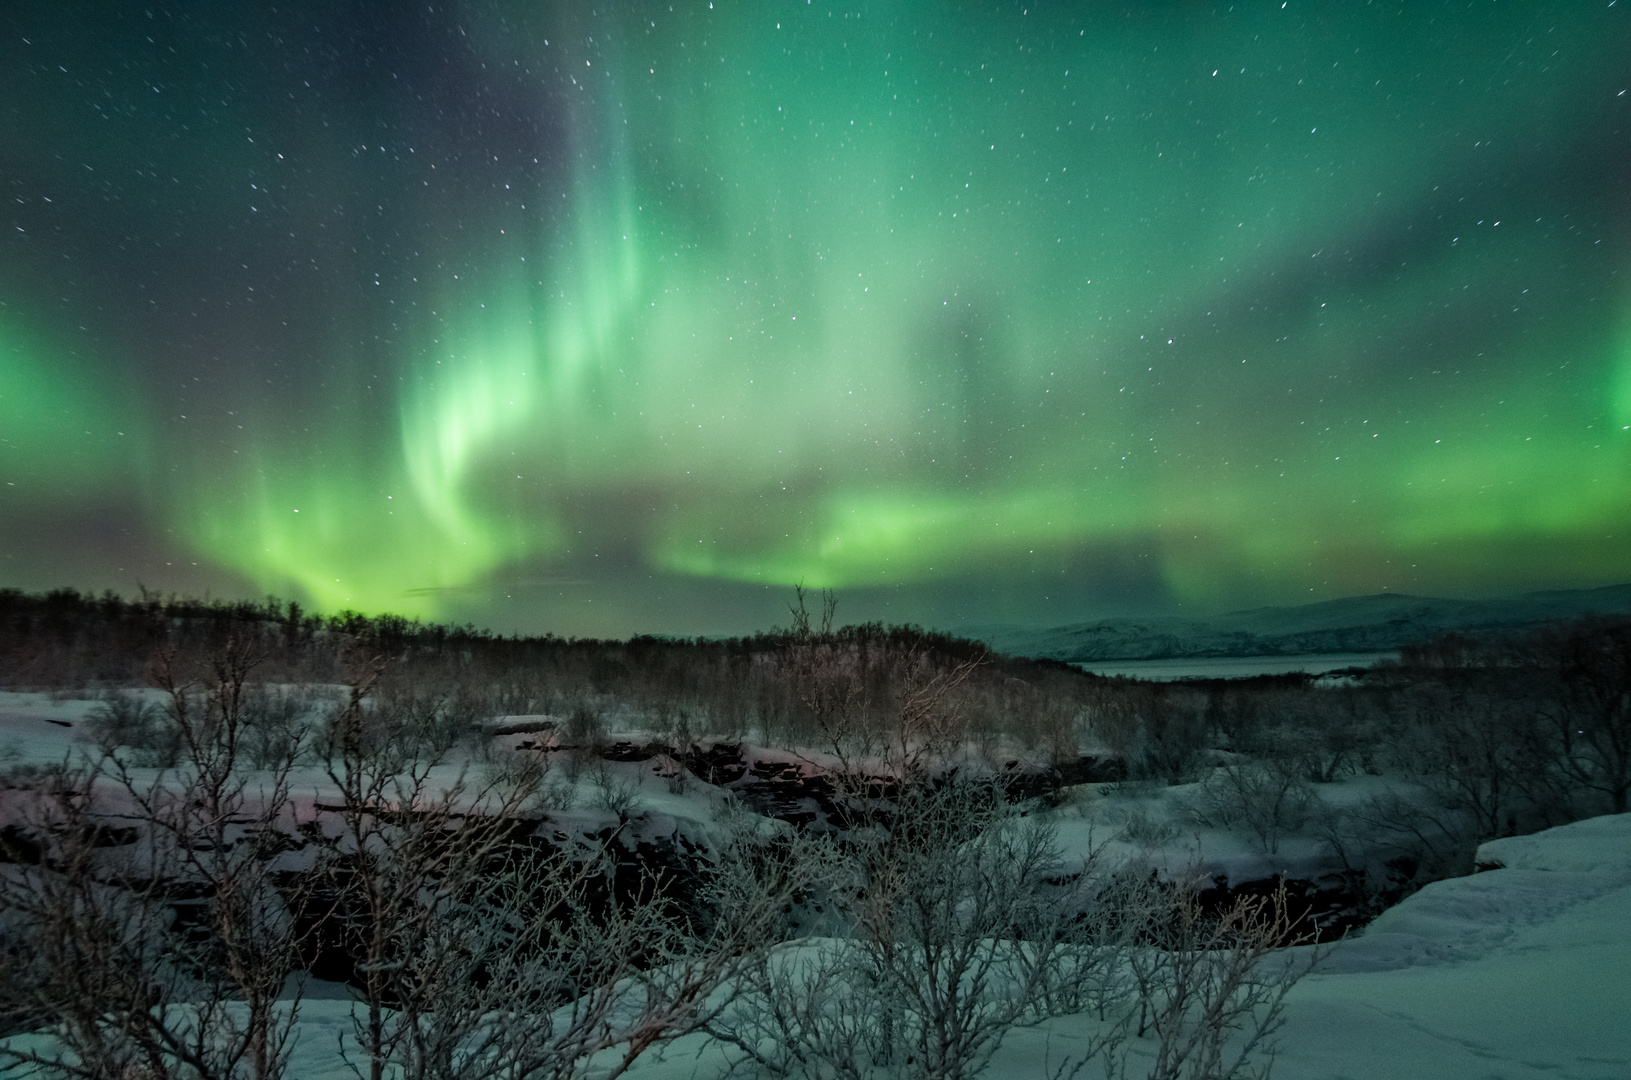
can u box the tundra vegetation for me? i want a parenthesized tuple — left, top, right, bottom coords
(0, 586, 1625, 1079)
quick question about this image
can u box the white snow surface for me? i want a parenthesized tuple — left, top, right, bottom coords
(0, 691, 105, 764)
(8, 806, 1623, 1079)
(631, 814, 1631, 1080)
(4, 690, 1626, 1079)
(1264, 812, 1631, 1080)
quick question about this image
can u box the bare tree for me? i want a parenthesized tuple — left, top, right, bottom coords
(0, 760, 182, 1079)
(706, 768, 1316, 1080)
(1186, 760, 1317, 856)
(314, 661, 543, 1080)
(1397, 675, 1533, 840)
(0, 638, 310, 1080)
(788, 635, 871, 777)
(886, 649, 982, 786)
(706, 774, 1125, 1080)
(1117, 879, 1313, 1080)
(787, 586, 838, 641)
(315, 667, 824, 1080)
(1540, 620, 1631, 814)
(1096, 686, 1209, 787)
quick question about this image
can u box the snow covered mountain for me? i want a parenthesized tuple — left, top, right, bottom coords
(963, 583, 1631, 662)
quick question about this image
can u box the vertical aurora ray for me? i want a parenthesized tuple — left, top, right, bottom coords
(2, 0, 1627, 630)
(185, 90, 661, 612)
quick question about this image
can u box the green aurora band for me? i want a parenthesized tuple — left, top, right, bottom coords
(0, 315, 144, 506)
(2, 1, 1628, 632)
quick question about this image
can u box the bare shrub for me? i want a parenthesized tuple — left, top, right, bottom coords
(1287, 691, 1380, 784)
(0, 638, 311, 1080)
(1120, 805, 1182, 851)
(1316, 788, 1478, 890)
(788, 635, 871, 771)
(1037, 700, 1085, 767)
(588, 760, 642, 820)
(561, 700, 605, 781)
(706, 775, 1313, 1080)
(88, 688, 177, 765)
(241, 683, 318, 770)
(1119, 688, 1210, 787)
(317, 665, 824, 1080)
(314, 661, 551, 1080)
(479, 740, 575, 812)
(1391, 675, 1538, 840)
(1538, 619, 1631, 814)
(1186, 761, 1317, 856)
(361, 681, 491, 764)
(0, 762, 193, 1079)
(708, 773, 1124, 1080)
(1209, 685, 1379, 786)
(660, 704, 699, 795)
(1116, 878, 1314, 1080)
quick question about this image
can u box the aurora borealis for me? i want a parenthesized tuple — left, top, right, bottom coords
(2, 2, 1628, 636)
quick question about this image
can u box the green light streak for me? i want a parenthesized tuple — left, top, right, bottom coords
(0, 313, 137, 497)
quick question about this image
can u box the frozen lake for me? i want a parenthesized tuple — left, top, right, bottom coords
(1075, 651, 1397, 680)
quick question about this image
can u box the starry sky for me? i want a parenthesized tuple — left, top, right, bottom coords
(1, 1, 1627, 637)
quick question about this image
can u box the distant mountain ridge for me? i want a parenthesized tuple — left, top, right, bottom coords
(963, 584, 1631, 663)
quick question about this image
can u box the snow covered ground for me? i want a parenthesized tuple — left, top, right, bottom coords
(4, 690, 1626, 1079)
(1265, 813, 1631, 1080)
(608, 813, 1631, 1080)
(9, 812, 1622, 1079)
(0, 691, 102, 766)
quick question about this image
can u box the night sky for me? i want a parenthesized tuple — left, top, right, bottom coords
(2, 2, 1627, 637)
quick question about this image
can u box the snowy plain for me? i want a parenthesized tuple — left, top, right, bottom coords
(2, 692, 1627, 1079)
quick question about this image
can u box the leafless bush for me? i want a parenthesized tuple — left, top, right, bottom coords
(707, 773, 1123, 1080)
(1388, 619, 1631, 824)
(561, 700, 605, 781)
(314, 659, 545, 1080)
(1387, 677, 1539, 840)
(1037, 699, 1086, 767)
(240, 684, 319, 770)
(0, 638, 311, 1080)
(313, 666, 827, 1080)
(1291, 691, 1381, 783)
(88, 688, 178, 766)
(1315, 788, 1477, 889)
(706, 774, 1313, 1080)
(0, 762, 195, 1079)
(363, 681, 492, 763)
(781, 588, 990, 790)
(1537, 619, 1631, 814)
(1209, 686, 1380, 786)
(1115, 877, 1315, 1080)
(588, 761, 642, 819)
(1103, 688, 1210, 787)
(478, 740, 575, 812)
(1119, 806, 1182, 851)
(788, 636, 872, 773)
(660, 705, 699, 794)
(1185, 761, 1317, 856)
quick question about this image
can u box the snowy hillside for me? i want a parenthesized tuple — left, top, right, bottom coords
(966, 583, 1631, 662)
